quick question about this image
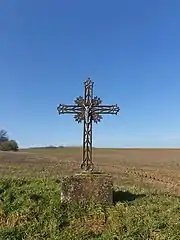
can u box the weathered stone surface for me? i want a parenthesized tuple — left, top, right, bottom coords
(61, 172, 113, 204)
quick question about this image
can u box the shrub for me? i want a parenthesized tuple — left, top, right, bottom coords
(0, 140, 18, 151)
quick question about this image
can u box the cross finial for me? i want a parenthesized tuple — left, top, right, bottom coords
(84, 77, 94, 86)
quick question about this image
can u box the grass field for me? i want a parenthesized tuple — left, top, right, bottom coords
(0, 148, 180, 239)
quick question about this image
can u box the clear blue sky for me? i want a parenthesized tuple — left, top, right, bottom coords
(1, 1, 180, 148)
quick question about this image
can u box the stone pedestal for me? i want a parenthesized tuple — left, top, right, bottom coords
(60, 172, 113, 204)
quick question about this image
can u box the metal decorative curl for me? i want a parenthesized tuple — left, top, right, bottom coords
(57, 78, 120, 172)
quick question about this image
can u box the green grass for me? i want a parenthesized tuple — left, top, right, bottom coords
(0, 178, 180, 240)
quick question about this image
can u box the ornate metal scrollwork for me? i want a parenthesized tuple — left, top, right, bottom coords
(57, 78, 120, 172)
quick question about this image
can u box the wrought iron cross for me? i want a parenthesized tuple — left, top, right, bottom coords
(57, 78, 120, 172)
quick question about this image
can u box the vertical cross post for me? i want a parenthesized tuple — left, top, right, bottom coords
(57, 78, 120, 172)
(82, 79, 94, 171)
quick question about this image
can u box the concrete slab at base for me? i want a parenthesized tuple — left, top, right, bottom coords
(61, 172, 113, 204)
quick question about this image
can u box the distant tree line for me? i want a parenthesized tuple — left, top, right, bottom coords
(29, 145, 65, 149)
(44, 145, 64, 149)
(0, 129, 18, 151)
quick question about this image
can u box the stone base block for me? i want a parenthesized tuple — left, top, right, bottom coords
(61, 172, 113, 204)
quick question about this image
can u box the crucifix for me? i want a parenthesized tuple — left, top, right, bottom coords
(57, 78, 120, 172)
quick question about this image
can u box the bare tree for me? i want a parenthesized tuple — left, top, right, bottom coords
(0, 129, 9, 142)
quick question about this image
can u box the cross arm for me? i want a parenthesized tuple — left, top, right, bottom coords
(93, 104, 120, 115)
(57, 104, 82, 114)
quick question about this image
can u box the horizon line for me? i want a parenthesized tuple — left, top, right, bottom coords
(20, 146, 180, 150)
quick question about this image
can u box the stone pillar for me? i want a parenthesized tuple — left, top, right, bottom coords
(61, 172, 113, 204)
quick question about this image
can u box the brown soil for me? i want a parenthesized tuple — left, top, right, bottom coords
(0, 148, 180, 195)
